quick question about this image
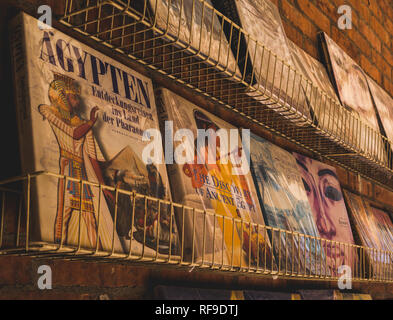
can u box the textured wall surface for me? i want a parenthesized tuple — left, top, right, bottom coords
(1, 255, 392, 300)
(272, 0, 393, 98)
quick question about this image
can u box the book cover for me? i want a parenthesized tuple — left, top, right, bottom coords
(369, 206, 393, 253)
(248, 133, 325, 275)
(368, 206, 393, 277)
(343, 191, 379, 249)
(288, 40, 339, 102)
(367, 76, 393, 152)
(10, 12, 178, 257)
(155, 87, 273, 269)
(293, 154, 355, 275)
(288, 40, 356, 145)
(342, 191, 390, 279)
(319, 33, 386, 162)
(214, 0, 310, 124)
(145, 0, 240, 77)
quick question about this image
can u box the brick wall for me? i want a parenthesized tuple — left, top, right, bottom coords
(273, 0, 393, 98)
(1, 255, 392, 300)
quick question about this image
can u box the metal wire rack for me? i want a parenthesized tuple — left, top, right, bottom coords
(3, 0, 392, 285)
(57, 0, 393, 191)
(0, 171, 392, 283)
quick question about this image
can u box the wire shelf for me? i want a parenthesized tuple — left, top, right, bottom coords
(57, 0, 393, 191)
(0, 171, 392, 283)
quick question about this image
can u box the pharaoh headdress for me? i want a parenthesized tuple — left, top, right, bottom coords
(48, 73, 81, 123)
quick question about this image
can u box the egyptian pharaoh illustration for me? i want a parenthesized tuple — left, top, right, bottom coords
(38, 73, 176, 252)
(38, 73, 175, 253)
(38, 73, 111, 250)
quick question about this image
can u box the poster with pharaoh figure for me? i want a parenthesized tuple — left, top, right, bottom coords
(10, 12, 179, 257)
(156, 87, 273, 269)
(142, 0, 239, 77)
(215, 0, 310, 123)
(320, 33, 386, 163)
(293, 154, 355, 275)
(248, 134, 326, 275)
(288, 40, 356, 144)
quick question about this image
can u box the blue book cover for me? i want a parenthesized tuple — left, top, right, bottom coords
(247, 133, 325, 275)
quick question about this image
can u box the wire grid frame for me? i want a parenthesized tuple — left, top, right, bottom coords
(0, 171, 392, 283)
(58, 0, 393, 190)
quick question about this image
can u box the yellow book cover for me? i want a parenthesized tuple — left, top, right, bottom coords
(156, 87, 273, 269)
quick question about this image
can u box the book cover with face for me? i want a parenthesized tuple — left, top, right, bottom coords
(10, 12, 179, 257)
(248, 134, 325, 275)
(320, 33, 386, 163)
(156, 87, 273, 269)
(293, 154, 355, 275)
(145, 0, 240, 77)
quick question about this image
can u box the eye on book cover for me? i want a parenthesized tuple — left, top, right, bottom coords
(294, 154, 355, 275)
(10, 12, 179, 257)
